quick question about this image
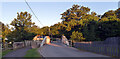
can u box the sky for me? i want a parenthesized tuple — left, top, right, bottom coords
(1, 0, 120, 2)
(0, 2, 119, 28)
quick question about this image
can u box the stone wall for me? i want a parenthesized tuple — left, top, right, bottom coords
(31, 41, 42, 48)
(24, 40, 33, 46)
(13, 40, 42, 49)
(13, 42, 24, 49)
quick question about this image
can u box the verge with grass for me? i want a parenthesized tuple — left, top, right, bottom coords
(24, 48, 41, 57)
(2, 49, 13, 56)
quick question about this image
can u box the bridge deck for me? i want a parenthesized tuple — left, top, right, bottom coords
(38, 42, 110, 57)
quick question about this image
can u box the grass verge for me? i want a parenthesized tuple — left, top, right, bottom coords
(2, 49, 13, 56)
(24, 48, 41, 57)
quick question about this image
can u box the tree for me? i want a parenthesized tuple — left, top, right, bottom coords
(10, 11, 35, 41)
(39, 26, 50, 36)
(101, 10, 116, 18)
(70, 31, 85, 42)
(61, 4, 90, 22)
(0, 22, 11, 48)
(60, 4, 100, 41)
(10, 12, 35, 31)
(48, 5, 120, 42)
(115, 8, 120, 19)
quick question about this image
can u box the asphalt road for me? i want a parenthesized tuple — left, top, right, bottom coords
(3, 47, 31, 57)
(38, 42, 110, 57)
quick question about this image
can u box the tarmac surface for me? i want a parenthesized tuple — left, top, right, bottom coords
(3, 47, 31, 57)
(38, 42, 110, 57)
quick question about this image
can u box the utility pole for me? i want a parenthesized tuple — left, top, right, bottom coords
(49, 27, 50, 37)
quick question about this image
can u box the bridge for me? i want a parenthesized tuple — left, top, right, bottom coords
(3, 36, 110, 58)
(38, 36, 109, 57)
(38, 42, 109, 57)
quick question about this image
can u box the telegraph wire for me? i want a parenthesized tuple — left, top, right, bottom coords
(24, 0, 44, 27)
(25, 0, 51, 37)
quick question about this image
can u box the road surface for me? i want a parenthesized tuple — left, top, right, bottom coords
(3, 47, 31, 57)
(38, 42, 110, 57)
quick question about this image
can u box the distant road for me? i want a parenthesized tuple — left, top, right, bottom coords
(38, 42, 110, 57)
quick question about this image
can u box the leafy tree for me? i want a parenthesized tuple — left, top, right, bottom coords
(60, 4, 100, 41)
(115, 8, 120, 19)
(0, 22, 11, 48)
(97, 15, 120, 40)
(10, 11, 35, 41)
(70, 31, 85, 42)
(4, 5, 120, 43)
(61, 4, 90, 21)
(101, 10, 116, 18)
(39, 26, 50, 36)
(50, 23, 61, 38)
(10, 12, 35, 31)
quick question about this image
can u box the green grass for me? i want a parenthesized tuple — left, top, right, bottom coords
(24, 48, 41, 57)
(2, 49, 13, 56)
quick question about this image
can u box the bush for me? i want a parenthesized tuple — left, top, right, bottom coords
(70, 31, 85, 42)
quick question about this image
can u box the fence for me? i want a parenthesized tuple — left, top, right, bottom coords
(74, 37, 120, 57)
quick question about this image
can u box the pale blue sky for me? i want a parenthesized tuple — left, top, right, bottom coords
(0, 2, 119, 28)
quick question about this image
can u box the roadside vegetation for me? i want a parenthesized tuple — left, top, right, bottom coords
(2, 49, 13, 56)
(1, 4, 120, 49)
(24, 48, 41, 57)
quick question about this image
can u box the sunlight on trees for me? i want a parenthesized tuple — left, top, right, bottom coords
(1, 5, 120, 43)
